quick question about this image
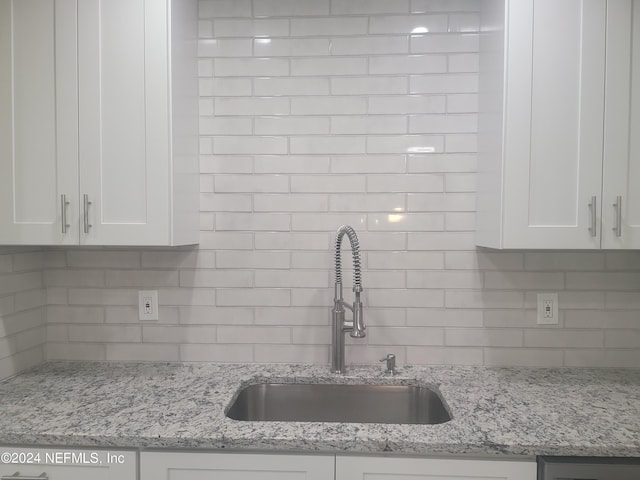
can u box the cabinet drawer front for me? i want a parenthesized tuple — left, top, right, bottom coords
(0, 448, 136, 480)
(336, 456, 536, 480)
(141, 451, 334, 480)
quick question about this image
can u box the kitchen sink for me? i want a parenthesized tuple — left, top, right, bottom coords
(226, 383, 451, 425)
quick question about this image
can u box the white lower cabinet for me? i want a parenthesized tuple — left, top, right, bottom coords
(0, 447, 136, 480)
(336, 455, 537, 480)
(140, 451, 335, 480)
(140, 452, 536, 480)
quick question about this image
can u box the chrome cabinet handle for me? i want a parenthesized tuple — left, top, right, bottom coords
(60, 194, 70, 234)
(83, 194, 92, 234)
(1, 473, 48, 480)
(588, 196, 597, 237)
(613, 195, 622, 237)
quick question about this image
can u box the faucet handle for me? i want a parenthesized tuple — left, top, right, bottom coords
(379, 354, 396, 374)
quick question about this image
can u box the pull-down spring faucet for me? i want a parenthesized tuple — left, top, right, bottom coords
(331, 225, 366, 374)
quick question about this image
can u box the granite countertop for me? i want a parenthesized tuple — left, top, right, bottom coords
(0, 361, 639, 457)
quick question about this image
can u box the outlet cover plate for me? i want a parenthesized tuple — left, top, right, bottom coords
(138, 290, 159, 321)
(537, 293, 558, 325)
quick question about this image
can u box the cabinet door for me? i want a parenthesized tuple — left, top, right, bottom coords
(502, 0, 606, 248)
(78, 0, 171, 245)
(0, 0, 78, 245)
(141, 451, 334, 480)
(0, 447, 136, 480)
(602, 0, 640, 249)
(336, 456, 536, 480)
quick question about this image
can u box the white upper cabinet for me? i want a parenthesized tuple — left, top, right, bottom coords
(0, 0, 79, 245)
(477, 0, 640, 249)
(0, 0, 199, 246)
(602, 0, 640, 248)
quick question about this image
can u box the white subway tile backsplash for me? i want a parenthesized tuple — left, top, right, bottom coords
(200, 78, 252, 97)
(330, 155, 406, 173)
(255, 307, 329, 325)
(254, 38, 330, 57)
(180, 344, 254, 362)
(330, 77, 408, 95)
(255, 193, 329, 212)
(215, 174, 289, 193)
(407, 153, 477, 172)
(143, 326, 217, 344)
(292, 96, 367, 115)
(199, 0, 252, 18)
(255, 155, 330, 173)
(214, 97, 290, 116)
(370, 55, 447, 74)
(368, 174, 443, 192)
(446, 93, 478, 113)
(368, 251, 443, 270)
(180, 306, 254, 325)
(179, 270, 253, 288)
(199, 232, 254, 249)
(411, 0, 479, 13)
(290, 17, 368, 36)
(47, 343, 106, 361)
(255, 77, 330, 96)
(524, 330, 603, 348)
(409, 114, 477, 133)
(254, 0, 330, 17)
(448, 53, 479, 72)
(47, 306, 104, 324)
(407, 346, 483, 365)
(410, 74, 478, 93)
(330, 116, 407, 135)
(254, 345, 328, 363)
(369, 95, 446, 114)
(217, 288, 291, 306)
(15, 0, 637, 372)
(367, 135, 444, 154)
(369, 15, 448, 34)
(255, 233, 330, 250)
(446, 328, 522, 347)
(198, 38, 252, 57)
(292, 57, 367, 76)
(329, 193, 405, 212)
(484, 348, 564, 367)
(369, 326, 444, 345)
(69, 325, 141, 343)
(217, 251, 290, 269)
(255, 270, 329, 288)
(410, 33, 479, 53)
(213, 136, 288, 155)
(330, 36, 409, 55)
(407, 271, 482, 289)
(213, 18, 290, 37)
(106, 343, 180, 362)
(214, 58, 289, 77)
(201, 193, 252, 212)
(291, 136, 367, 154)
(448, 13, 481, 32)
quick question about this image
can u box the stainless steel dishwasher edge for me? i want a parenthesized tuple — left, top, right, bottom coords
(538, 456, 640, 480)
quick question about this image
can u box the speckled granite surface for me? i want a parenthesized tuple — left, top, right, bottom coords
(0, 362, 638, 457)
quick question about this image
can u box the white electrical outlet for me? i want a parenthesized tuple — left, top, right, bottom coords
(138, 290, 159, 321)
(537, 293, 558, 325)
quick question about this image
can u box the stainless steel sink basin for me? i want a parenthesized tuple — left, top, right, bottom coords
(226, 383, 451, 425)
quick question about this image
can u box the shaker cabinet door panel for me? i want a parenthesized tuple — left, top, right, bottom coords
(78, 0, 171, 245)
(0, 0, 78, 245)
(336, 456, 537, 480)
(0, 448, 136, 480)
(141, 452, 335, 480)
(501, 0, 606, 249)
(602, 0, 640, 249)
